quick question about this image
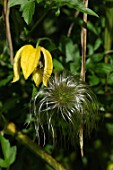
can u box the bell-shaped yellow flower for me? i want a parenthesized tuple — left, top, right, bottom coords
(12, 45, 53, 86)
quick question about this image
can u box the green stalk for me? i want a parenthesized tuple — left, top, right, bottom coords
(5, 122, 67, 170)
(104, 0, 113, 93)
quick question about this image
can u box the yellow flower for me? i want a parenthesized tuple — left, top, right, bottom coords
(12, 45, 53, 86)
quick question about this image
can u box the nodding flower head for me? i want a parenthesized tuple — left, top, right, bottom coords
(12, 45, 53, 87)
(33, 73, 98, 146)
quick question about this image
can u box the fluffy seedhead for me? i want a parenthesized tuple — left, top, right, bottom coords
(33, 73, 98, 146)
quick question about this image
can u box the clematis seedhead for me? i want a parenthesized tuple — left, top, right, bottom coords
(12, 45, 53, 86)
(33, 73, 98, 146)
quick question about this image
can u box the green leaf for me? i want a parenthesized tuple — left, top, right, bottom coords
(108, 73, 113, 85)
(0, 135, 11, 160)
(0, 74, 13, 87)
(86, 60, 113, 74)
(59, 36, 80, 63)
(58, 0, 99, 17)
(87, 21, 98, 35)
(65, 39, 75, 63)
(94, 38, 102, 51)
(53, 58, 64, 71)
(0, 135, 17, 168)
(9, 0, 35, 24)
(87, 44, 94, 55)
(9, 0, 27, 7)
(79, 7, 99, 17)
(91, 53, 104, 62)
(96, 63, 113, 74)
(70, 62, 80, 74)
(0, 158, 8, 168)
(106, 123, 113, 136)
(36, 0, 43, 3)
(88, 74, 100, 86)
(21, 1, 35, 24)
(8, 146, 17, 165)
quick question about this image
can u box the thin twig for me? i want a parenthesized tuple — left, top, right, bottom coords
(67, 11, 79, 37)
(3, 0, 14, 64)
(104, 50, 113, 55)
(5, 122, 67, 170)
(28, 10, 49, 36)
(80, 0, 88, 81)
(80, 0, 88, 157)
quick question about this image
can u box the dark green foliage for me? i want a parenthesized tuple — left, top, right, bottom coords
(0, 0, 113, 169)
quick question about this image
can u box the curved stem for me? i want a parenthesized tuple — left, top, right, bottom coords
(5, 122, 67, 170)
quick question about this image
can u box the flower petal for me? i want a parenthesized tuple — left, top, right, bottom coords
(32, 68, 43, 87)
(20, 45, 41, 79)
(40, 47, 53, 86)
(12, 46, 25, 83)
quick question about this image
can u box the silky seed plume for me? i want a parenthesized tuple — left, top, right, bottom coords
(33, 73, 98, 146)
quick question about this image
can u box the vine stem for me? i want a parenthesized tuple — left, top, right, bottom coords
(3, 0, 14, 64)
(81, 0, 88, 81)
(67, 11, 79, 37)
(80, 0, 88, 157)
(5, 122, 67, 170)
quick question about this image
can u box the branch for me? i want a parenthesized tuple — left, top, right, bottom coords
(80, 0, 88, 157)
(5, 122, 67, 170)
(80, 0, 88, 81)
(28, 10, 49, 36)
(67, 11, 79, 37)
(3, 0, 14, 64)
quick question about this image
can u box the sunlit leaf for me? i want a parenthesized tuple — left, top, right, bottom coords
(21, 1, 35, 24)
(9, 0, 35, 24)
(65, 38, 75, 63)
(54, 0, 99, 17)
(9, 0, 26, 7)
(0, 135, 17, 168)
(107, 163, 113, 170)
(53, 58, 64, 71)
(0, 158, 8, 168)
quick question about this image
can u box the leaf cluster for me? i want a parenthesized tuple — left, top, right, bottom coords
(0, 0, 113, 169)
